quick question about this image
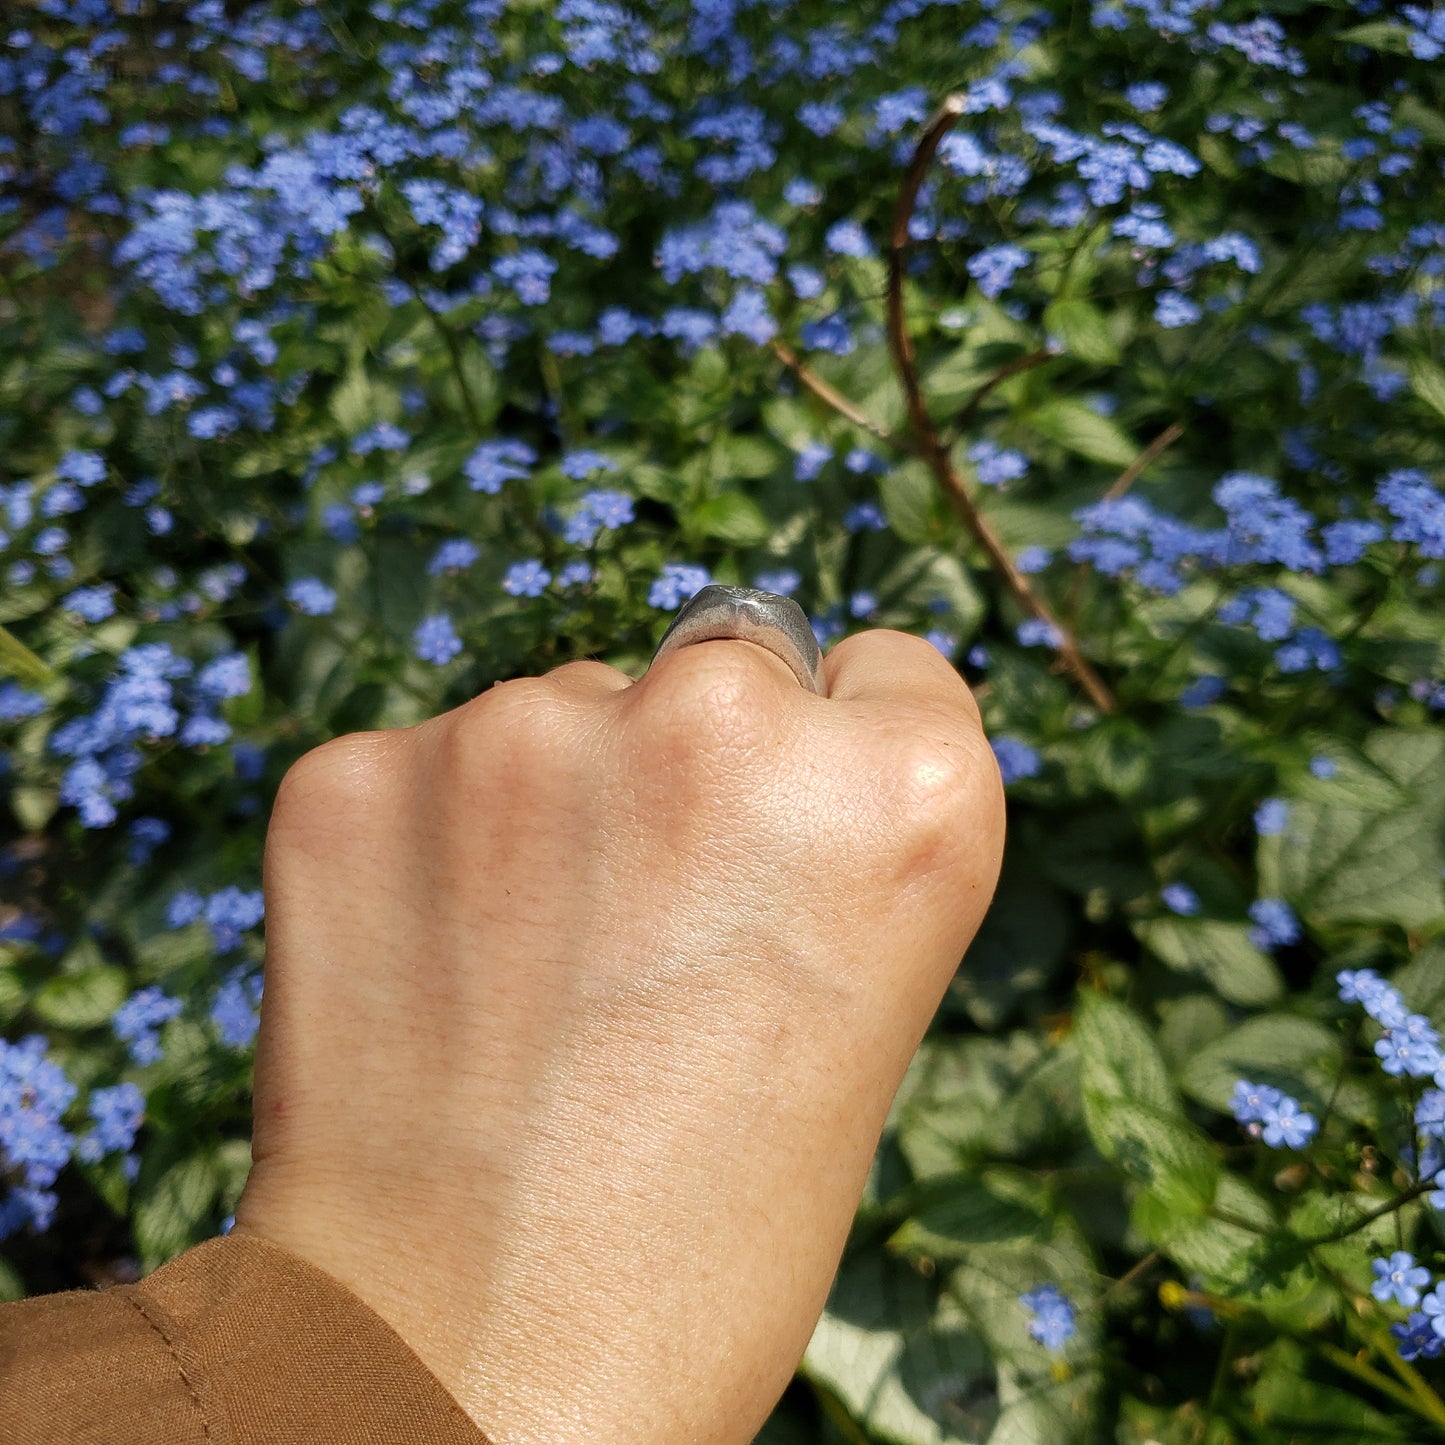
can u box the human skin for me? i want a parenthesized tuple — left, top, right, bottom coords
(233, 628, 1006, 1445)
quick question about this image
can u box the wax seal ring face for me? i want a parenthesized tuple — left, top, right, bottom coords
(650, 585, 827, 696)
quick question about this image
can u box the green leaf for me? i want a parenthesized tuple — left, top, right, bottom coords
(1410, 358, 1445, 423)
(31, 966, 130, 1030)
(1339, 20, 1415, 55)
(134, 1152, 222, 1272)
(1178, 1014, 1341, 1113)
(1042, 299, 1120, 366)
(1134, 1175, 1273, 1290)
(955, 866, 1070, 1028)
(891, 1170, 1046, 1261)
(1263, 730, 1445, 930)
(1133, 918, 1283, 1007)
(10, 785, 57, 832)
(1027, 398, 1138, 468)
(1082, 1093, 1219, 1213)
(1072, 992, 1175, 1113)
(0, 1255, 23, 1303)
(881, 462, 941, 545)
(688, 492, 771, 545)
(803, 1251, 1000, 1445)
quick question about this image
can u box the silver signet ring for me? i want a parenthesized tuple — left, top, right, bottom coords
(649, 585, 827, 697)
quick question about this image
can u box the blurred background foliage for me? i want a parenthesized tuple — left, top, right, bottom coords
(2, 0, 1445, 1440)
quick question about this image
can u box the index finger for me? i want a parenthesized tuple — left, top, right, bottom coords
(822, 629, 984, 731)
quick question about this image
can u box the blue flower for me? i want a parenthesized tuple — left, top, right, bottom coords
(558, 561, 594, 588)
(414, 614, 463, 666)
(754, 569, 801, 597)
(967, 440, 1028, 487)
(1422, 1285, 1445, 1341)
(721, 286, 777, 344)
(1231, 1080, 1283, 1125)
(1375, 1021, 1441, 1079)
(63, 584, 117, 623)
(794, 442, 832, 482)
(1017, 619, 1061, 649)
(1416, 1090, 1445, 1140)
(1020, 1285, 1076, 1350)
(1247, 898, 1299, 949)
(560, 449, 619, 480)
(196, 653, 251, 703)
(204, 886, 265, 955)
(75, 1082, 145, 1164)
(1260, 1094, 1318, 1149)
(1254, 799, 1289, 835)
(0, 1035, 77, 1239)
(286, 578, 337, 615)
(649, 563, 712, 610)
(1162, 883, 1201, 916)
(967, 243, 1029, 299)
(1393, 1310, 1445, 1361)
(1180, 676, 1225, 709)
(1373, 1253, 1432, 1308)
(1309, 755, 1337, 780)
(503, 560, 552, 598)
(465, 439, 537, 494)
(824, 219, 873, 259)
(992, 737, 1042, 785)
(211, 971, 263, 1049)
(427, 540, 481, 576)
(113, 987, 183, 1066)
(1155, 291, 1201, 328)
(0, 682, 48, 722)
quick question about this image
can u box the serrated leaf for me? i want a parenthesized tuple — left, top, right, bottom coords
(0, 1255, 23, 1302)
(1339, 20, 1415, 54)
(1027, 398, 1137, 468)
(689, 492, 771, 545)
(31, 966, 129, 1029)
(891, 1171, 1045, 1262)
(134, 1152, 221, 1271)
(803, 1251, 999, 1445)
(10, 785, 57, 832)
(1135, 1175, 1273, 1290)
(1072, 992, 1175, 1113)
(1133, 918, 1283, 1007)
(1082, 1093, 1219, 1212)
(1264, 730, 1445, 929)
(881, 462, 940, 545)
(1043, 298, 1120, 366)
(1410, 358, 1445, 423)
(1178, 1014, 1341, 1113)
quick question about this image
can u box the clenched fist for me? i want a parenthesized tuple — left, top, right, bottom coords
(233, 628, 1005, 1445)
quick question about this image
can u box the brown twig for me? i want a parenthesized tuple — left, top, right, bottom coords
(948, 347, 1056, 443)
(1103, 420, 1185, 501)
(886, 97, 1118, 715)
(769, 340, 901, 448)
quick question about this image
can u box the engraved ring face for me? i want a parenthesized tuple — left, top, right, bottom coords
(649, 585, 827, 696)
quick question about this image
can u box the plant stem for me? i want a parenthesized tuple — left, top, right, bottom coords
(885, 96, 1117, 715)
(0, 623, 53, 686)
(770, 339, 902, 448)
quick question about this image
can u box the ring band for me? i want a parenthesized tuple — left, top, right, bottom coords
(650, 585, 827, 696)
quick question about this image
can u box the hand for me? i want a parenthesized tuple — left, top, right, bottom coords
(233, 629, 1005, 1445)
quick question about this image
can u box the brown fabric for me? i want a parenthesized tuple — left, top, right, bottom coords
(0, 1233, 490, 1443)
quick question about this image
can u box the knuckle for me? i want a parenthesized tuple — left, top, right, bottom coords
(633, 644, 785, 758)
(433, 678, 567, 783)
(883, 733, 1004, 876)
(272, 730, 399, 825)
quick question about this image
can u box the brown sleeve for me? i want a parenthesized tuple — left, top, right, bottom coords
(0, 1232, 490, 1444)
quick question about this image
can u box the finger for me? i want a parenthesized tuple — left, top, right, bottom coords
(635, 636, 809, 705)
(543, 658, 635, 698)
(822, 629, 983, 730)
